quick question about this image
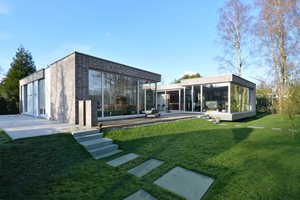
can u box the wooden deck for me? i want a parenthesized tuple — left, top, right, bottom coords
(97, 113, 202, 131)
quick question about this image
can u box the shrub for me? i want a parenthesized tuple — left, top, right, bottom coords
(10, 97, 18, 114)
(0, 97, 9, 115)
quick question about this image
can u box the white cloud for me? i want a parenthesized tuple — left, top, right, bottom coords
(36, 43, 91, 68)
(177, 70, 197, 78)
(0, 0, 12, 15)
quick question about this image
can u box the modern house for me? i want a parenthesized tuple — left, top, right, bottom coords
(19, 52, 256, 124)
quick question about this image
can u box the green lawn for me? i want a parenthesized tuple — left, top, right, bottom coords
(1, 115, 300, 199)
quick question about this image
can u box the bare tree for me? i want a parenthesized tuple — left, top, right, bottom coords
(214, 0, 253, 77)
(253, 0, 300, 112)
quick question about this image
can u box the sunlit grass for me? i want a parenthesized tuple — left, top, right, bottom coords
(1, 115, 300, 199)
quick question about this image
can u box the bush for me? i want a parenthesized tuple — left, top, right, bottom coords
(0, 97, 9, 115)
(10, 97, 18, 114)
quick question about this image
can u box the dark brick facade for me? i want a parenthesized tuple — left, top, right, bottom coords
(47, 51, 161, 124)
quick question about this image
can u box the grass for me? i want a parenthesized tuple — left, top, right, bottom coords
(1, 115, 300, 199)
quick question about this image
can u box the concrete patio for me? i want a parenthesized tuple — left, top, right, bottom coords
(0, 114, 96, 140)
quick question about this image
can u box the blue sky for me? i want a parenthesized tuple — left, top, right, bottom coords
(0, 0, 258, 84)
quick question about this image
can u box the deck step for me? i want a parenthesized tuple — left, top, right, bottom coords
(88, 144, 119, 157)
(208, 119, 215, 122)
(94, 150, 123, 160)
(72, 129, 99, 137)
(75, 133, 103, 142)
(80, 138, 113, 150)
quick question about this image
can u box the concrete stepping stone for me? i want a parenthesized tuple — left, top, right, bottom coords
(219, 124, 228, 125)
(154, 166, 214, 200)
(247, 126, 265, 129)
(234, 125, 242, 127)
(272, 128, 281, 131)
(289, 129, 298, 132)
(124, 189, 157, 200)
(128, 159, 164, 177)
(107, 153, 140, 167)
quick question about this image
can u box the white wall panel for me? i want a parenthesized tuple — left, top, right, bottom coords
(45, 68, 51, 118)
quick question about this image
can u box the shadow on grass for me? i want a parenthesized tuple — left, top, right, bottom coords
(0, 126, 254, 200)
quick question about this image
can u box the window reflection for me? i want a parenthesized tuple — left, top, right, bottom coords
(202, 83, 228, 113)
(231, 83, 250, 113)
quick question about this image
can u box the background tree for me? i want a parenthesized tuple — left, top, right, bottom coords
(0, 45, 36, 100)
(253, 0, 300, 112)
(214, 0, 253, 77)
(171, 73, 201, 84)
(0, 97, 8, 115)
(10, 97, 18, 114)
(280, 80, 300, 139)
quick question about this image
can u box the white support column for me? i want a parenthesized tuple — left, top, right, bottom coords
(191, 86, 194, 112)
(184, 87, 186, 112)
(144, 90, 146, 111)
(179, 89, 181, 111)
(101, 73, 104, 118)
(137, 80, 139, 115)
(165, 90, 167, 111)
(228, 82, 231, 114)
(155, 82, 157, 109)
(201, 85, 203, 112)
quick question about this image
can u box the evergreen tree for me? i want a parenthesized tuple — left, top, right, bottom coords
(172, 73, 201, 84)
(10, 97, 18, 114)
(0, 97, 8, 115)
(0, 45, 36, 101)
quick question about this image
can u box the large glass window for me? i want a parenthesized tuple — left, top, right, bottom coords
(231, 83, 250, 113)
(89, 70, 102, 117)
(185, 86, 192, 111)
(167, 91, 179, 110)
(103, 73, 137, 117)
(180, 89, 184, 111)
(38, 79, 45, 115)
(142, 82, 156, 110)
(157, 91, 166, 111)
(139, 80, 146, 113)
(23, 85, 28, 113)
(202, 83, 228, 113)
(193, 85, 201, 112)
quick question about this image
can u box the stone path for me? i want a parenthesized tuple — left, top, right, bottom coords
(234, 125, 242, 127)
(247, 126, 265, 129)
(107, 153, 215, 200)
(123, 189, 157, 200)
(106, 153, 140, 167)
(154, 166, 215, 200)
(272, 128, 281, 131)
(128, 159, 164, 178)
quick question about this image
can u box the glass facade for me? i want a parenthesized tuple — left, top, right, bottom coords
(157, 91, 166, 111)
(231, 83, 250, 113)
(167, 91, 179, 110)
(38, 79, 45, 115)
(193, 85, 201, 112)
(143, 82, 156, 110)
(89, 70, 102, 117)
(202, 83, 228, 112)
(180, 89, 184, 110)
(185, 86, 192, 111)
(89, 69, 157, 118)
(103, 73, 137, 117)
(88, 69, 253, 118)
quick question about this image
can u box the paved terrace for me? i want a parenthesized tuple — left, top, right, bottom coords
(97, 113, 202, 131)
